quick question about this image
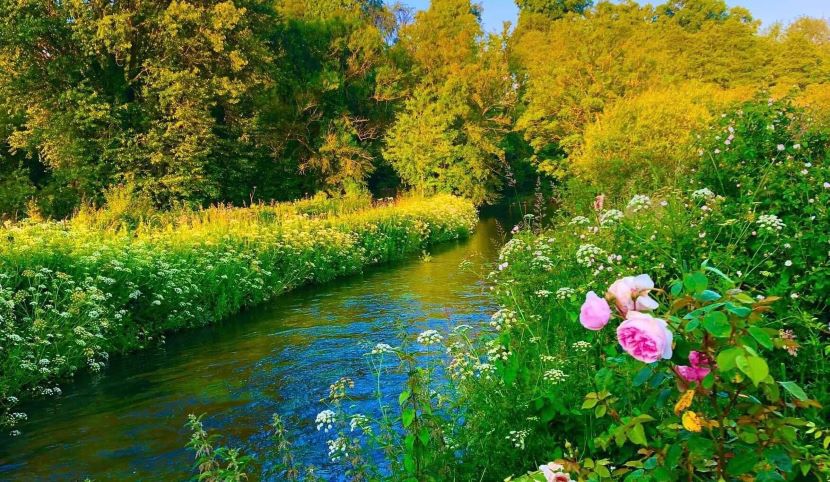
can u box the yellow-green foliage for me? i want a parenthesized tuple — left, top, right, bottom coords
(574, 84, 750, 197)
(0, 194, 477, 419)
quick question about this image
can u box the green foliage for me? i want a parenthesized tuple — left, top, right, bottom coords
(0, 194, 477, 433)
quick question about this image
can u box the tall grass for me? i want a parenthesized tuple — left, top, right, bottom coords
(0, 194, 477, 432)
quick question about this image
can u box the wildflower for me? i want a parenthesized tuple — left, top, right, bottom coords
(416, 329, 443, 345)
(579, 291, 611, 331)
(369, 343, 395, 355)
(756, 214, 785, 233)
(326, 437, 348, 462)
(555, 287, 575, 300)
(571, 341, 591, 352)
(576, 244, 605, 267)
(593, 194, 605, 212)
(627, 194, 652, 212)
(315, 410, 336, 432)
(599, 209, 623, 226)
(490, 308, 518, 331)
(784, 260, 793, 267)
(777, 144, 786, 151)
(606, 274, 658, 316)
(535, 289, 551, 298)
(691, 188, 715, 200)
(543, 369, 568, 384)
(780, 329, 799, 356)
(506, 430, 528, 450)
(568, 216, 590, 226)
(824, 182, 830, 189)
(617, 311, 673, 363)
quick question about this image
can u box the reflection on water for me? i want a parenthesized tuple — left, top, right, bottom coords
(0, 210, 517, 481)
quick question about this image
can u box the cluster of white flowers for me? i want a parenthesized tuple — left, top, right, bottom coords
(569, 216, 591, 226)
(756, 214, 785, 233)
(535, 289, 551, 298)
(315, 409, 336, 432)
(555, 287, 575, 300)
(599, 209, 623, 227)
(627, 194, 652, 212)
(691, 187, 715, 200)
(571, 341, 592, 352)
(543, 369, 569, 384)
(490, 308, 518, 331)
(326, 437, 348, 462)
(487, 340, 511, 362)
(349, 414, 371, 434)
(499, 238, 527, 262)
(576, 244, 605, 267)
(416, 329, 443, 345)
(369, 343, 395, 355)
(506, 429, 529, 450)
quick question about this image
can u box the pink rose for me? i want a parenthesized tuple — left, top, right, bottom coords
(607, 274, 658, 316)
(539, 462, 574, 482)
(617, 311, 673, 363)
(580, 291, 611, 330)
(593, 194, 605, 212)
(676, 351, 712, 382)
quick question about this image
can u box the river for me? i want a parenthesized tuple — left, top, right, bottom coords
(0, 208, 518, 480)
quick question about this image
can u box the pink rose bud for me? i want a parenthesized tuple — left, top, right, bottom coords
(677, 351, 712, 382)
(580, 291, 611, 330)
(617, 311, 673, 363)
(607, 274, 658, 316)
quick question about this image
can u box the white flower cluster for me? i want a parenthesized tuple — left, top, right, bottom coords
(569, 216, 591, 226)
(543, 369, 568, 384)
(576, 244, 605, 267)
(599, 209, 623, 226)
(487, 340, 511, 362)
(499, 238, 527, 262)
(555, 287, 575, 300)
(349, 414, 371, 434)
(490, 308, 518, 331)
(691, 187, 715, 200)
(315, 409, 336, 432)
(627, 194, 652, 212)
(571, 341, 592, 352)
(369, 343, 395, 355)
(506, 429, 528, 450)
(535, 289, 551, 298)
(416, 329, 443, 345)
(326, 436, 348, 462)
(756, 214, 785, 233)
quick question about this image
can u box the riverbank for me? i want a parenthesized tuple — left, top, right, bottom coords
(0, 194, 478, 432)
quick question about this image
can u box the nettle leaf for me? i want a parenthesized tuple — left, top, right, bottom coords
(748, 326, 773, 350)
(402, 407, 415, 428)
(702, 311, 731, 338)
(779, 381, 809, 401)
(736, 355, 769, 386)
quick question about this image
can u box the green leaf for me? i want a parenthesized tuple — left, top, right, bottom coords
(737, 355, 769, 386)
(683, 272, 708, 294)
(726, 302, 751, 318)
(727, 450, 759, 476)
(399, 390, 411, 406)
(696, 290, 722, 302)
(717, 347, 743, 371)
(418, 427, 430, 446)
(748, 326, 773, 349)
(779, 381, 808, 401)
(627, 423, 648, 446)
(702, 311, 731, 338)
(402, 407, 415, 428)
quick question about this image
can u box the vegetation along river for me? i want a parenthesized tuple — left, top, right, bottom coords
(0, 206, 520, 480)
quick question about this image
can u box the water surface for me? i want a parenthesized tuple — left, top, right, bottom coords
(0, 210, 515, 480)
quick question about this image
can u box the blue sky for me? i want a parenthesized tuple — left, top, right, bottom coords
(399, 1, 830, 33)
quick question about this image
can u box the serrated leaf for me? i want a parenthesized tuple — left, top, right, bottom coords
(779, 381, 808, 401)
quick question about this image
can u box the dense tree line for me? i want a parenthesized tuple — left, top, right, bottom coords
(0, 0, 829, 217)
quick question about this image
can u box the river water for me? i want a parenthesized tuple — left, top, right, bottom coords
(0, 208, 517, 481)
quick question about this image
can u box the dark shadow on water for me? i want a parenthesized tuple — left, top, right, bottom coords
(0, 207, 519, 481)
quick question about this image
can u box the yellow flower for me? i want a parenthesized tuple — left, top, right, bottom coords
(674, 390, 695, 415)
(682, 411, 703, 432)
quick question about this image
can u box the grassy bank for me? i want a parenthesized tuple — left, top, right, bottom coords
(0, 194, 477, 431)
